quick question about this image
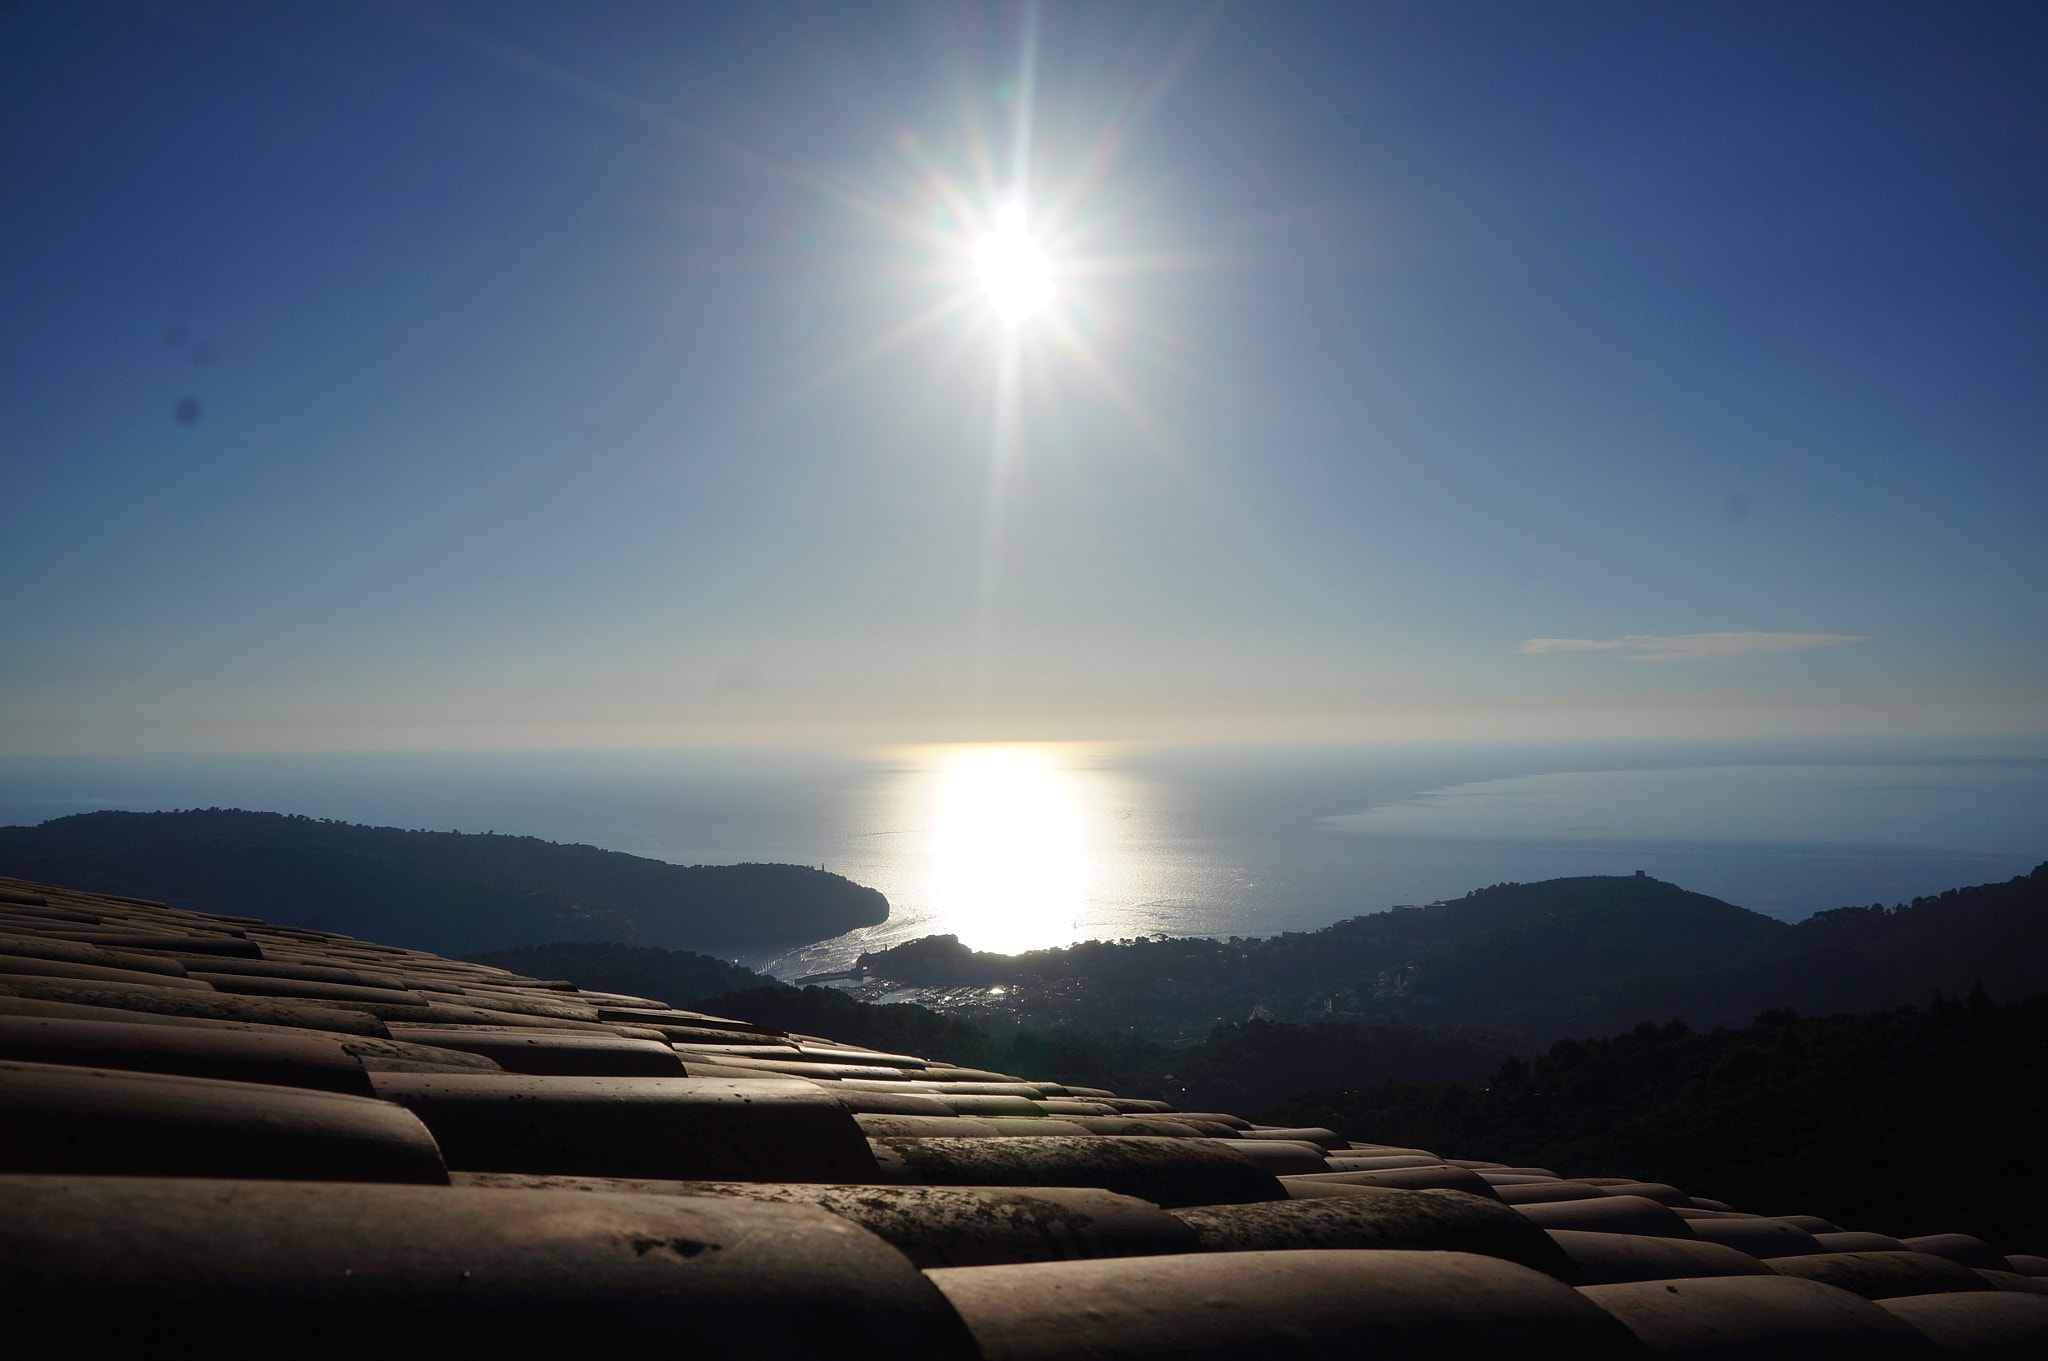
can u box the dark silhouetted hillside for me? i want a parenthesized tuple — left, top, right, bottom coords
(693, 980, 1519, 1115)
(695, 983, 1003, 1065)
(1599, 863, 2048, 1030)
(1270, 986, 2048, 1255)
(857, 868, 2048, 1045)
(857, 874, 1786, 1041)
(497, 936, 2048, 1242)
(1387, 874, 1787, 1035)
(0, 809, 889, 957)
(463, 941, 768, 1004)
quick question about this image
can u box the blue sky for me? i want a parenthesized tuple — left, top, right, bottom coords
(2, 1, 2043, 754)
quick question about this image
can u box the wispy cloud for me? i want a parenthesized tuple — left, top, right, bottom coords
(1518, 632, 1869, 662)
(1519, 638, 1630, 653)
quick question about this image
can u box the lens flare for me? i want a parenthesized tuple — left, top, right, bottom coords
(975, 203, 1052, 324)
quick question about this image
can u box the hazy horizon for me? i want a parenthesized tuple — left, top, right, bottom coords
(5, 734, 2039, 969)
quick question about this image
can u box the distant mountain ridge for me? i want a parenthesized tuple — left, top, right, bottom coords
(0, 808, 889, 957)
(857, 866, 2048, 1045)
(1587, 863, 2048, 1034)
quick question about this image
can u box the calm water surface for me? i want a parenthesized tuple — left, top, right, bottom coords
(1, 736, 2040, 976)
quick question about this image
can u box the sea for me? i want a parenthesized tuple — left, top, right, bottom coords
(1, 734, 2041, 978)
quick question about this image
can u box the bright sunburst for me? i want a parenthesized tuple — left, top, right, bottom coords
(748, 3, 1200, 709)
(975, 202, 1052, 324)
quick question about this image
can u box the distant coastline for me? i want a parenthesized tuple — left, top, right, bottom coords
(0, 808, 887, 957)
(834, 866, 2048, 1047)
(2, 737, 2040, 974)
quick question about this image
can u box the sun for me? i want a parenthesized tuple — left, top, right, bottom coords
(975, 202, 1052, 324)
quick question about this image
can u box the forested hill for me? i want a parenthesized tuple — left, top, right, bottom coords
(1270, 988, 2048, 1256)
(858, 867, 2048, 1045)
(858, 874, 1788, 1041)
(0, 809, 888, 957)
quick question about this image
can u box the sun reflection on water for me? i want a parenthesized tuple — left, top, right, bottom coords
(922, 743, 1095, 955)
(762, 740, 1213, 977)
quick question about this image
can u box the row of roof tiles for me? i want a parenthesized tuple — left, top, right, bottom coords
(1, 872, 2043, 1358)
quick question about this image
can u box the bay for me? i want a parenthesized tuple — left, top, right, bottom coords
(0, 734, 2040, 977)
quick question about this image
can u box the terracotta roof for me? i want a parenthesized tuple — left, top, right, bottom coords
(1, 872, 2044, 1357)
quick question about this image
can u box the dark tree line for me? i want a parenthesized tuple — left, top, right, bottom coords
(1270, 987, 2048, 1255)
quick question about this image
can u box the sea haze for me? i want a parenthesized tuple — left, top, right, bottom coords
(0, 736, 2039, 976)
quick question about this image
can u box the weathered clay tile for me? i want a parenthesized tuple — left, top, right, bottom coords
(1, 952, 219, 989)
(681, 1058, 812, 1079)
(1581, 1275, 1939, 1358)
(0, 1015, 378, 1094)
(1513, 1193, 1700, 1239)
(185, 971, 432, 1005)
(929, 1093, 1049, 1117)
(1206, 1136, 1330, 1176)
(1056, 1115, 1207, 1137)
(0, 933, 193, 974)
(1289, 1164, 1502, 1197)
(451, 1172, 1205, 1267)
(870, 1135, 1285, 1207)
(1904, 1233, 2016, 1272)
(331, 1034, 508, 1073)
(159, 954, 412, 988)
(657, 1039, 806, 1059)
(1972, 1269, 2048, 1295)
(1170, 1186, 1583, 1283)
(1593, 1180, 1696, 1207)
(0, 977, 392, 1035)
(1685, 1217, 1828, 1259)
(1875, 1291, 2048, 1359)
(1323, 1152, 1445, 1170)
(1497, 1181, 1618, 1204)
(1814, 1230, 1915, 1253)
(680, 1051, 920, 1081)
(0, 1176, 980, 1359)
(370, 1072, 880, 1182)
(1547, 1229, 1780, 1284)
(1158, 1109, 1252, 1129)
(1, 872, 2040, 1361)
(929, 1249, 1651, 1361)
(858, 1113, 1011, 1138)
(594, 1006, 785, 1033)
(38, 930, 263, 957)
(1769, 1250, 1990, 1300)
(321, 993, 575, 1024)
(0, 1059, 448, 1182)
(1228, 1125, 1346, 1149)
(394, 1018, 671, 1041)
(400, 988, 606, 1022)
(1777, 1214, 1841, 1233)
(916, 1065, 1031, 1083)
(833, 1089, 962, 1117)
(792, 1043, 930, 1068)
(389, 1027, 686, 1076)
(651, 1025, 793, 1045)
(920, 1082, 1068, 1096)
